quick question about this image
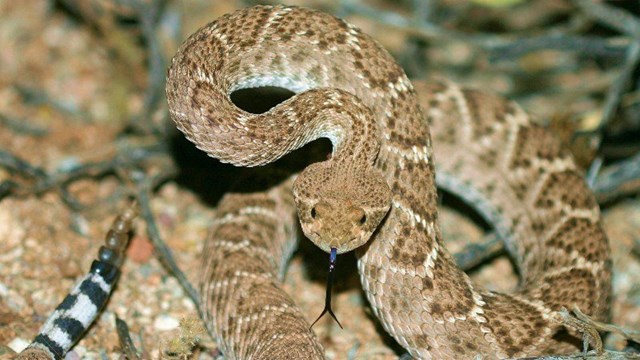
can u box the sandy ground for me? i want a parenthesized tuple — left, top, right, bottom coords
(1, 1, 638, 359)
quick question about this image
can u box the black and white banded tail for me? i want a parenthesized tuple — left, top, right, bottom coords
(17, 205, 137, 360)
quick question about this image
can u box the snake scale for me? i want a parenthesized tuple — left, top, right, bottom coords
(165, 5, 611, 359)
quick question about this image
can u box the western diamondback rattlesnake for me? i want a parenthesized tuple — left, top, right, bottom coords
(165, 5, 611, 359)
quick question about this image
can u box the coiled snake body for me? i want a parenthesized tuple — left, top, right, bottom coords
(166, 5, 611, 359)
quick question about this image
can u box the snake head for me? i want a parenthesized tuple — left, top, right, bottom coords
(293, 161, 392, 254)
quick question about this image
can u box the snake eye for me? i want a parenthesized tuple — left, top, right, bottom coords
(359, 214, 367, 225)
(311, 207, 317, 219)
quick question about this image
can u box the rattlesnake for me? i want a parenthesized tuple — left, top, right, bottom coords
(165, 5, 611, 359)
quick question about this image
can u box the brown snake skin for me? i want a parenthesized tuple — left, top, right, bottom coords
(165, 5, 611, 359)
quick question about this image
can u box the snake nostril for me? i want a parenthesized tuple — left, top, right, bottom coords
(359, 214, 367, 225)
(311, 207, 317, 219)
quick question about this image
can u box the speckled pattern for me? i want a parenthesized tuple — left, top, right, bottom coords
(165, 5, 611, 359)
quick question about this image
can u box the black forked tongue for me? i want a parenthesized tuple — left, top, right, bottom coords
(310, 247, 343, 329)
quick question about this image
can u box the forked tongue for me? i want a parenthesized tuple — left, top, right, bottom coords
(310, 247, 343, 329)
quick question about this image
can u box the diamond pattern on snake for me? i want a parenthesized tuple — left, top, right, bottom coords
(165, 5, 611, 359)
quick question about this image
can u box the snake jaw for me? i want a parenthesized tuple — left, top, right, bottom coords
(294, 196, 390, 254)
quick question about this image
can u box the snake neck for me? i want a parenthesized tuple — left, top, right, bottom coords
(167, 51, 382, 168)
(295, 88, 383, 168)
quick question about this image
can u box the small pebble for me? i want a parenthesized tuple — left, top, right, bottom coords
(126, 236, 154, 264)
(7, 338, 29, 353)
(64, 350, 81, 360)
(154, 314, 179, 331)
